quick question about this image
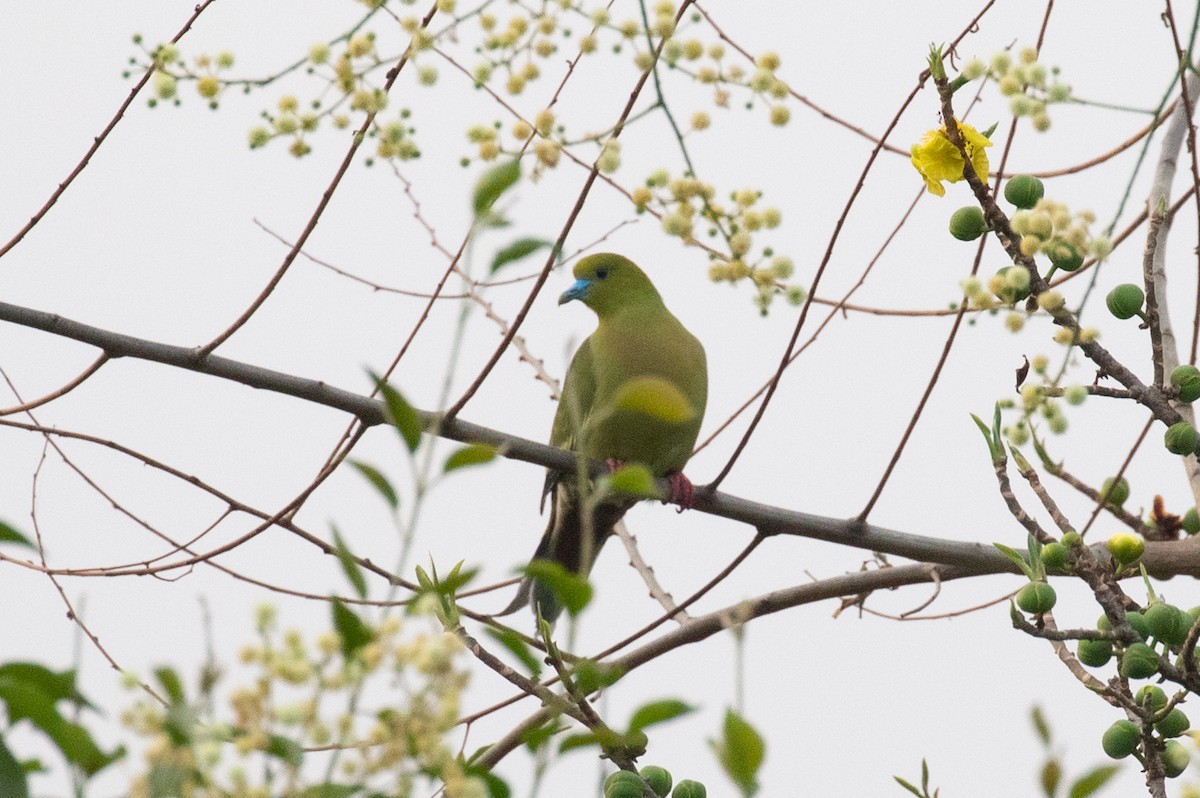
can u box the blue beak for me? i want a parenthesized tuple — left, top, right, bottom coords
(559, 278, 593, 305)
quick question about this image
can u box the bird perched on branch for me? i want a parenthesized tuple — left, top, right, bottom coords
(500, 252, 708, 621)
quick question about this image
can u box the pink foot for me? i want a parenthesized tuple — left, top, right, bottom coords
(665, 471, 695, 511)
(605, 458, 625, 473)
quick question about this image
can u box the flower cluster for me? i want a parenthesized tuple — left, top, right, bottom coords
(121, 601, 476, 798)
(960, 46, 1072, 132)
(1011, 198, 1110, 268)
(999, 354, 1088, 443)
(129, 36, 235, 110)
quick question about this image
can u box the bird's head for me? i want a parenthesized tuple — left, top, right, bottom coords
(559, 253, 663, 316)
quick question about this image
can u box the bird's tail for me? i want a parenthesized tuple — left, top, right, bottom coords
(496, 483, 630, 621)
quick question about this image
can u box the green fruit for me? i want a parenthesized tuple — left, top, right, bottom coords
(993, 266, 1031, 303)
(1100, 477, 1130, 506)
(1184, 508, 1200, 535)
(672, 781, 707, 798)
(1126, 611, 1150, 640)
(1120, 642, 1160, 679)
(1047, 239, 1083, 272)
(1101, 719, 1140, 758)
(1106, 284, 1145, 320)
(1171, 365, 1200, 403)
(949, 206, 988, 241)
(1004, 175, 1045, 209)
(1156, 708, 1190, 738)
(1165, 422, 1199, 455)
(1163, 739, 1191, 778)
(1145, 603, 1188, 645)
(1041, 542, 1069, 570)
(1108, 533, 1145, 565)
(1061, 531, 1082, 547)
(1136, 685, 1168, 711)
(640, 766, 672, 798)
(605, 771, 645, 798)
(1077, 638, 1113, 667)
(1016, 582, 1057, 614)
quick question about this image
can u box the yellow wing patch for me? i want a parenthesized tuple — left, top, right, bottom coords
(612, 376, 696, 424)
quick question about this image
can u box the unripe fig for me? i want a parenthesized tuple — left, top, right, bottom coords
(1183, 508, 1200, 535)
(1145, 603, 1188, 645)
(1136, 685, 1168, 711)
(1170, 365, 1200, 403)
(1100, 476, 1129, 506)
(1165, 422, 1199, 455)
(1107, 533, 1145, 565)
(1016, 582, 1057, 614)
(1106, 284, 1144, 320)
(1163, 739, 1191, 778)
(1101, 719, 1139, 758)
(949, 206, 988, 241)
(640, 766, 672, 798)
(1155, 708, 1190, 738)
(1077, 638, 1113, 667)
(1004, 175, 1044, 209)
(672, 781, 707, 798)
(1047, 239, 1083, 272)
(1120, 642, 1159, 679)
(605, 771, 645, 798)
(1126, 611, 1149, 640)
(1041, 542, 1068, 570)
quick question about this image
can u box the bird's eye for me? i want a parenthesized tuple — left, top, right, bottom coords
(596, 268, 609, 279)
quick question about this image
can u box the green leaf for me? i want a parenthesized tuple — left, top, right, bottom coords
(330, 599, 372, 659)
(265, 734, 304, 769)
(993, 542, 1034, 579)
(1068, 765, 1119, 798)
(370, 373, 422, 453)
(711, 709, 764, 797)
(558, 731, 600, 753)
(524, 560, 593, 617)
(154, 667, 186, 705)
(0, 522, 33, 550)
(573, 659, 626, 694)
(332, 527, 368, 600)
(473, 160, 521, 217)
(348, 461, 398, 510)
(628, 699, 693, 732)
(0, 735, 29, 798)
(521, 721, 562, 752)
(1030, 707, 1051, 746)
(162, 702, 196, 747)
(893, 776, 923, 798)
(606, 464, 664, 501)
(443, 444, 498, 474)
(484, 628, 541, 677)
(490, 237, 550, 273)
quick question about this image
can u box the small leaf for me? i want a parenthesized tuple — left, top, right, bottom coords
(330, 600, 372, 659)
(628, 699, 694, 732)
(490, 238, 550, 273)
(154, 667, 186, 705)
(484, 628, 542, 678)
(0, 734, 29, 798)
(332, 528, 368, 600)
(521, 721, 562, 752)
(370, 373, 422, 453)
(163, 702, 196, 746)
(0, 522, 33, 550)
(473, 160, 521, 217)
(894, 777, 923, 798)
(265, 734, 304, 769)
(573, 659, 626, 694)
(1068, 765, 1120, 798)
(1030, 706, 1052, 746)
(524, 560, 593, 617)
(348, 461, 398, 510)
(443, 444, 498, 474)
(711, 709, 764, 797)
(606, 465, 663, 501)
(969, 413, 997, 463)
(993, 542, 1034, 579)
(558, 731, 600, 753)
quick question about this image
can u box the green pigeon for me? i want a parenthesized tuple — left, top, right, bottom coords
(501, 252, 708, 620)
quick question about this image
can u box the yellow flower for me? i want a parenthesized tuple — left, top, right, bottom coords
(910, 120, 992, 196)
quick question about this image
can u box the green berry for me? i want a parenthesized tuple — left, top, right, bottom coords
(1077, 638, 1113, 667)
(1170, 365, 1200, 403)
(1047, 239, 1083, 272)
(1136, 685, 1168, 711)
(1061, 531, 1082, 547)
(605, 771, 645, 798)
(1183, 508, 1200, 535)
(1106, 284, 1144, 320)
(1100, 477, 1129, 506)
(1126, 611, 1149, 640)
(1101, 719, 1140, 758)
(1016, 582, 1057, 614)
(1120, 642, 1160, 679)
(1107, 533, 1145, 565)
(1003, 175, 1044, 209)
(1145, 603, 1188, 645)
(949, 206, 988, 241)
(640, 766, 672, 797)
(1163, 739, 1191, 778)
(1156, 708, 1190, 738)
(1165, 422, 1199, 455)
(1041, 541, 1068, 570)
(672, 780, 707, 798)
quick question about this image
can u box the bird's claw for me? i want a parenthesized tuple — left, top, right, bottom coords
(664, 471, 695, 511)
